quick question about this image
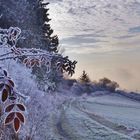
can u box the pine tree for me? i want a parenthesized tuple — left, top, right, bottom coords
(0, 0, 58, 52)
(80, 70, 90, 83)
(37, 0, 59, 52)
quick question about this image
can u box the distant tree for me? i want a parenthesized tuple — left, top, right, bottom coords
(99, 77, 111, 87)
(98, 77, 119, 92)
(79, 70, 90, 83)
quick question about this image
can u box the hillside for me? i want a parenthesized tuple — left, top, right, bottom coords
(0, 0, 140, 139)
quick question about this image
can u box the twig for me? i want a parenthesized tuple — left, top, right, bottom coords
(0, 52, 13, 57)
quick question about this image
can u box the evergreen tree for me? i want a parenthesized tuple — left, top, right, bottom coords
(0, 0, 58, 52)
(80, 70, 90, 83)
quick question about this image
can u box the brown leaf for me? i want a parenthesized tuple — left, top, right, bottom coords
(5, 84, 11, 95)
(14, 117, 20, 133)
(8, 80, 14, 87)
(16, 112, 25, 123)
(16, 104, 25, 111)
(5, 104, 15, 112)
(4, 112, 15, 125)
(2, 89, 8, 102)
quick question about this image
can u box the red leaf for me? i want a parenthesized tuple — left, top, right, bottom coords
(14, 117, 20, 133)
(2, 89, 8, 102)
(8, 80, 14, 87)
(16, 112, 25, 123)
(30, 61, 35, 67)
(5, 84, 11, 94)
(4, 112, 15, 125)
(16, 104, 25, 111)
(30, 59, 35, 63)
(5, 104, 15, 112)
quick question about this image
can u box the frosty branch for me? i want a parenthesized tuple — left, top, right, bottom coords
(0, 27, 77, 75)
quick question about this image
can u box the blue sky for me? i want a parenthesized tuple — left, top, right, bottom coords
(48, 0, 140, 91)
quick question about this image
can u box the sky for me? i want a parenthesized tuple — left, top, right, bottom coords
(47, 0, 140, 92)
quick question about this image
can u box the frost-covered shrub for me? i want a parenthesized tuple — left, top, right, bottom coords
(0, 62, 70, 139)
(0, 26, 76, 92)
(71, 82, 94, 95)
(71, 82, 83, 95)
(0, 0, 77, 92)
(0, 27, 75, 140)
(71, 77, 119, 95)
(66, 79, 77, 87)
(70, 71, 91, 95)
(59, 79, 77, 90)
(0, 0, 77, 138)
(71, 71, 94, 95)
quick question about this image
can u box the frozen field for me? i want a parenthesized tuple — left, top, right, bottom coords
(46, 93, 140, 140)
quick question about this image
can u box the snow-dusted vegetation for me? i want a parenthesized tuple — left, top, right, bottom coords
(0, 0, 140, 140)
(0, 21, 77, 139)
(0, 3, 77, 137)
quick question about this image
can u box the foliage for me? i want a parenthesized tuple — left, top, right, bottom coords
(0, 25, 76, 137)
(98, 77, 119, 92)
(0, 0, 77, 91)
(71, 82, 94, 95)
(79, 70, 90, 83)
(0, 0, 54, 51)
(0, 68, 26, 134)
(71, 74, 119, 95)
(0, 27, 77, 82)
(0, 0, 77, 138)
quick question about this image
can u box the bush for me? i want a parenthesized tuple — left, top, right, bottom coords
(71, 82, 95, 95)
(98, 77, 119, 92)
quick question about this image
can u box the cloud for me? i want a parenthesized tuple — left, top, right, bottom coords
(46, 0, 140, 91)
(60, 35, 107, 46)
(129, 26, 140, 33)
(47, 0, 140, 54)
